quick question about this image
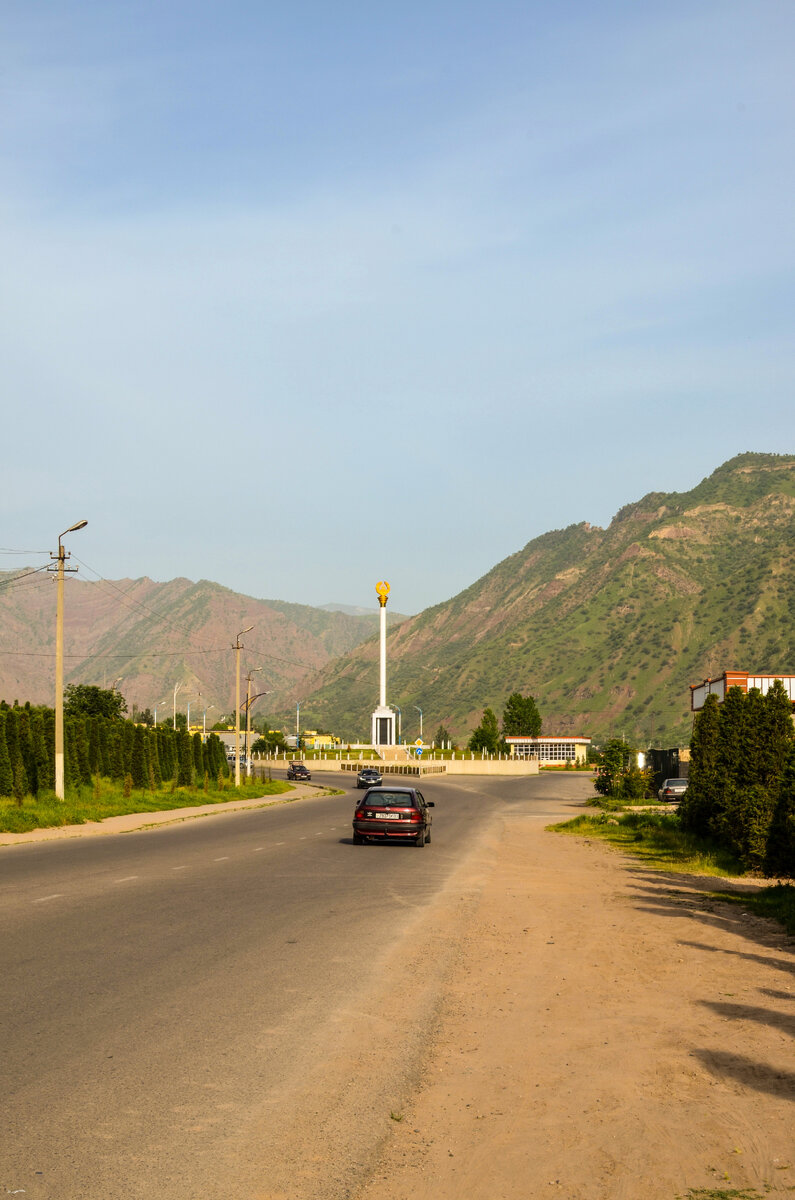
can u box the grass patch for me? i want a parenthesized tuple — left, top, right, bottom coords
(550, 812, 795, 935)
(550, 812, 744, 876)
(677, 1189, 768, 1199)
(706, 883, 795, 937)
(0, 777, 293, 834)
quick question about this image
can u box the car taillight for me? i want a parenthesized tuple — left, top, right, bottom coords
(355, 810, 366, 820)
(409, 810, 422, 822)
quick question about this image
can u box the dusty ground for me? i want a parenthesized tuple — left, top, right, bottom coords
(352, 797, 795, 1200)
(5, 782, 792, 1199)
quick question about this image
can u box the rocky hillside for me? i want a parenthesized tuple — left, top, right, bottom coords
(0, 574, 406, 719)
(279, 453, 795, 746)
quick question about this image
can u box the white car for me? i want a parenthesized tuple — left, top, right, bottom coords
(658, 778, 688, 803)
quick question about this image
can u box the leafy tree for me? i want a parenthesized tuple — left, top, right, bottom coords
(177, 731, 194, 786)
(30, 712, 51, 794)
(130, 725, 148, 790)
(192, 733, 203, 775)
(433, 725, 452, 748)
(766, 742, 795, 878)
(0, 713, 13, 797)
(64, 684, 127, 721)
(593, 737, 635, 797)
(680, 694, 721, 835)
(468, 708, 501, 753)
(144, 730, 160, 787)
(502, 692, 542, 738)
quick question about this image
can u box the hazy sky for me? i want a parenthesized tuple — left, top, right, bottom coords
(2, 0, 793, 614)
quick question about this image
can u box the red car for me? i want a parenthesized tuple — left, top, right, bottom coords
(352, 786, 434, 846)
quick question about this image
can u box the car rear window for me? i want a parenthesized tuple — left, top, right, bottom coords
(665, 779, 687, 786)
(365, 792, 416, 808)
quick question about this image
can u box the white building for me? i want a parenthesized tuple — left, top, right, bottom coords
(505, 735, 591, 763)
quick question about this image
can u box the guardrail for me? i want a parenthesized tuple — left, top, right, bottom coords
(340, 762, 447, 776)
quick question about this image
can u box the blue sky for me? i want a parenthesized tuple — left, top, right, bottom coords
(2, 0, 793, 614)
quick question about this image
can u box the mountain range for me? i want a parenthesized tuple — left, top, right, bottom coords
(0, 574, 406, 720)
(2, 453, 792, 747)
(269, 452, 794, 746)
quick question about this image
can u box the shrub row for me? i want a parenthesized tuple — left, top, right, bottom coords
(679, 682, 795, 876)
(0, 701, 230, 799)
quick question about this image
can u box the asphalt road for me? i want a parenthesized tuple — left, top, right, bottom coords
(0, 771, 586, 1199)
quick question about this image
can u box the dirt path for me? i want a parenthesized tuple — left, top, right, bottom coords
(353, 803, 794, 1200)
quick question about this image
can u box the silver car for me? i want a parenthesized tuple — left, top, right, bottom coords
(658, 778, 688, 803)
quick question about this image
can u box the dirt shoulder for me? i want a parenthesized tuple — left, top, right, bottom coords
(354, 799, 794, 1200)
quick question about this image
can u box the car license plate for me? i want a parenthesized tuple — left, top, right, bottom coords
(374, 812, 400, 819)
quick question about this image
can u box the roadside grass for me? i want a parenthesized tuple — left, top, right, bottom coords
(550, 812, 795, 936)
(0, 776, 294, 834)
(677, 1189, 770, 1199)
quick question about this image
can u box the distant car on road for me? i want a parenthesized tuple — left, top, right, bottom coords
(287, 762, 312, 781)
(356, 767, 383, 788)
(658, 778, 688, 803)
(352, 786, 434, 846)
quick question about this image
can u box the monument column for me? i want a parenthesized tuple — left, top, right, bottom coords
(370, 581, 396, 747)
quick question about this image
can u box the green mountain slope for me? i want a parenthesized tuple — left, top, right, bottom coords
(283, 453, 795, 745)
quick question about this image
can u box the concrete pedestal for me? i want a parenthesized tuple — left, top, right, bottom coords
(371, 705, 396, 747)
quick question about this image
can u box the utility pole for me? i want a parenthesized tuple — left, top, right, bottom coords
(173, 681, 182, 732)
(233, 626, 253, 786)
(49, 519, 88, 801)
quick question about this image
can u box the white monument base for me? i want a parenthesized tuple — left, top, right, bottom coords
(371, 705, 396, 747)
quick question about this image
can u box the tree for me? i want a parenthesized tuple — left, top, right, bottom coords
(680, 693, 721, 836)
(64, 684, 127, 721)
(468, 708, 501, 753)
(593, 737, 635, 797)
(502, 692, 542, 738)
(434, 725, 451, 748)
(130, 725, 148, 790)
(0, 713, 13, 797)
(766, 741, 795, 878)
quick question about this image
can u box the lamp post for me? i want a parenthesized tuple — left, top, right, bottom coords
(173, 681, 182, 732)
(296, 700, 301, 750)
(203, 704, 215, 739)
(233, 626, 253, 787)
(154, 697, 169, 729)
(414, 705, 423, 740)
(394, 705, 402, 744)
(50, 519, 88, 801)
(244, 668, 262, 776)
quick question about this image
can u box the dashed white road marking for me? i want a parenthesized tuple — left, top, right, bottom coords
(253, 847, 266, 851)
(275, 841, 285, 846)
(115, 876, 139, 883)
(214, 856, 230, 862)
(172, 866, 187, 871)
(33, 894, 63, 904)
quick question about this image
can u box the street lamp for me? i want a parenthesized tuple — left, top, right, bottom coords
(244, 668, 262, 776)
(394, 705, 402, 744)
(233, 626, 253, 787)
(50, 519, 88, 800)
(414, 705, 423, 740)
(203, 704, 215, 739)
(154, 697, 169, 728)
(173, 681, 182, 732)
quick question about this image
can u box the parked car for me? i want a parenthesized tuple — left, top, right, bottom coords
(658, 778, 688, 803)
(356, 766, 383, 788)
(287, 761, 312, 781)
(352, 786, 434, 846)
